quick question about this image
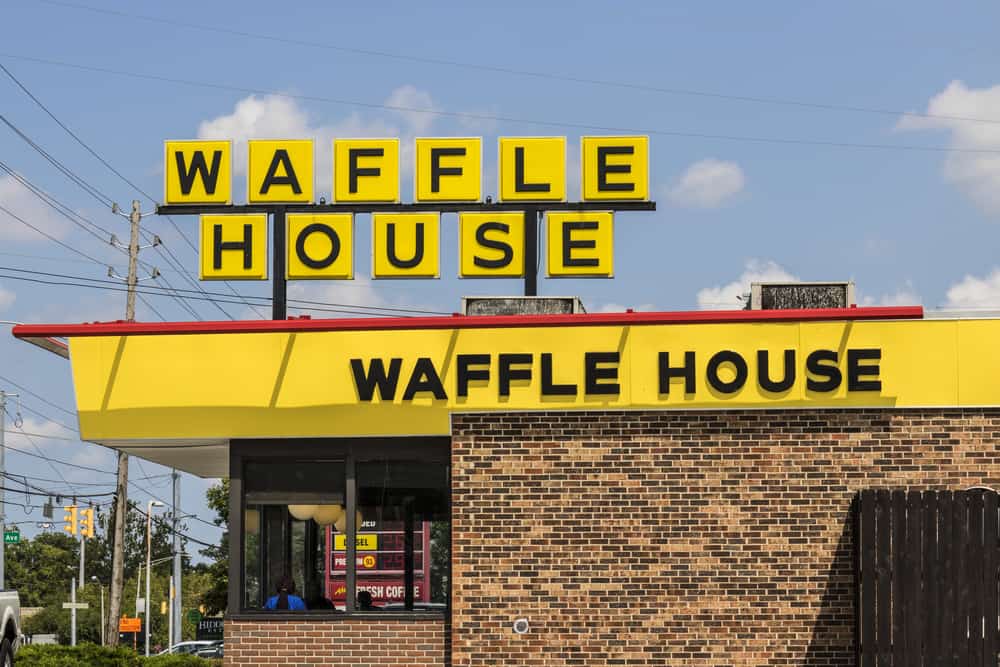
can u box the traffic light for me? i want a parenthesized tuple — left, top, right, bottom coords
(79, 508, 95, 539)
(160, 600, 167, 615)
(62, 505, 78, 536)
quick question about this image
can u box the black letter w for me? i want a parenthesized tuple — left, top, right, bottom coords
(175, 151, 222, 195)
(350, 358, 402, 401)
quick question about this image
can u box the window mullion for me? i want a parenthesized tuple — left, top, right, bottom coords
(345, 451, 357, 614)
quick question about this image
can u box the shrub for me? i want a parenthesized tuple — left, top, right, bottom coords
(16, 645, 221, 667)
(17, 644, 138, 667)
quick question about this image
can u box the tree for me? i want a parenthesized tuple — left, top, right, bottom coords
(88, 501, 179, 587)
(9, 499, 189, 644)
(199, 479, 228, 615)
(6, 532, 79, 607)
(429, 520, 449, 603)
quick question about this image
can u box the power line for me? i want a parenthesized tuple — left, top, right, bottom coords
(3, 438, 219, 531)
(136, 293, 167, 322)
(0, 205, 108, 266)
(129, 502, 217, 549)
(2, 441, 117, 476)
(0, 374, 76, 418)
(0, 111, 113, 206)
(0, 61, 152, 199)
(29, 0, 1000, 128)
(0, 63, 259, 319)
(0, 160, 121, 245)
(3, 53, 998, 155)
(0, 265, 449, 316)
(0, 480, 114, 498)
(6, 415, 80, 495)
(5, 472, 168, 487)
(9, 402, 77, 434)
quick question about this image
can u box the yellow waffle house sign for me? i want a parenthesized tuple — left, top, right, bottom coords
(163, 137, 650, 281)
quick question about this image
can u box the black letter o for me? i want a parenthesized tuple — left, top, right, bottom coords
(706, 350, 748, 394)
(295, 223, 341, 269)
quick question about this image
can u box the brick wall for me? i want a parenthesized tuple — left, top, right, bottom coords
(451, 409, 1000, 666)
(224, 617, 447, 667)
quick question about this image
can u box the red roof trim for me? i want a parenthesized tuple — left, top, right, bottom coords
(11, 306, 923, 339)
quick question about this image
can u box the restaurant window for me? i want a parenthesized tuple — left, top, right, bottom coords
(240, 446, 449, 615)
(355, 461, 449, 612)
(243, 460, 345, 611)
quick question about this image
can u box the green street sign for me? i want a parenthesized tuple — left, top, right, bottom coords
(4, 531, 20, 545)
(186, 610, 202, 624)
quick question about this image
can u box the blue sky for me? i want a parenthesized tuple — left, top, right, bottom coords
(1, 0, 1000, 550)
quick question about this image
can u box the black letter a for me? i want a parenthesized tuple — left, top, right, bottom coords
(260, 150, 302, 195)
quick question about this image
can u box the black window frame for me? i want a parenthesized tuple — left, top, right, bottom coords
(228, 437, 450, 619)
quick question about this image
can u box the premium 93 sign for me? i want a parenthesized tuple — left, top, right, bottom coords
(162, 136, 651, 283)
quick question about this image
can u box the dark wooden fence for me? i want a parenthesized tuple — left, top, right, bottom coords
(857, 489, 1000, 666)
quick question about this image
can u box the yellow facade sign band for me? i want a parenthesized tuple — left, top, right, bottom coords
(67, 318, 1000, 442)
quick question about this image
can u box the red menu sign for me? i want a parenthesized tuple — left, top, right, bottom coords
(325, 519, 431, 606)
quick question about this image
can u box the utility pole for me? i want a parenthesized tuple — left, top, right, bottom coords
(171, 470, 181, 646)
(70, 578, 77, 646)
(0, 390, 6, 591)
(106, 200, 142, 645)
(78, 520, 85, 591)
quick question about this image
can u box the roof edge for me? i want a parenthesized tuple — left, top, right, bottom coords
(11, 306, 924, 339)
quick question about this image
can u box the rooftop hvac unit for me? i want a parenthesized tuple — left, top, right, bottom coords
(461, 296, 587, 316)
(749, 281, 855, 310)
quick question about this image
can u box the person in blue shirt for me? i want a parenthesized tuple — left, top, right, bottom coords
(264, 575, 307, 611)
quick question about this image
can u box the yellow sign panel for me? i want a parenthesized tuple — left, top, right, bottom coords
(164, 140, 232, 204)
(581, 136, 648, 201)
(415, 138, 481, 202)
(334, 139, 399, 202)
(199, 214, 268, 280)
(334, 534, 378, 551)
(286, 214, 353, 280)
(459, 212, 525, 278)
(371, 213, 439, 279)
(247, 139, 314, 203)
(498, 137, 566, 201)
(67, 318, 1000, 442)
(546, 211, 613, 277)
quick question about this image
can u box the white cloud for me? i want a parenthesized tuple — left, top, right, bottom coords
(287, 277, 390, 317)
(666, 159, 745, 208)
(860, 283, 921, 306)
(0, 284, 14, 312)
(18, 415, 74, 440)
(595, 302, 656, 313)
(0, 174, 71, 241)
(197, 86, 436, 197)
(696, 259, 797, 310)
(945, 268, 1000, 308)
(283, 277, 447, 321)
(384, 85, 437, 135)
(896, 81, 1000, 215)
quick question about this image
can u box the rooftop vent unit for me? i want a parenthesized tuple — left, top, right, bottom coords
(462, 296, 586, 316)
(749, 281, 855, 310)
